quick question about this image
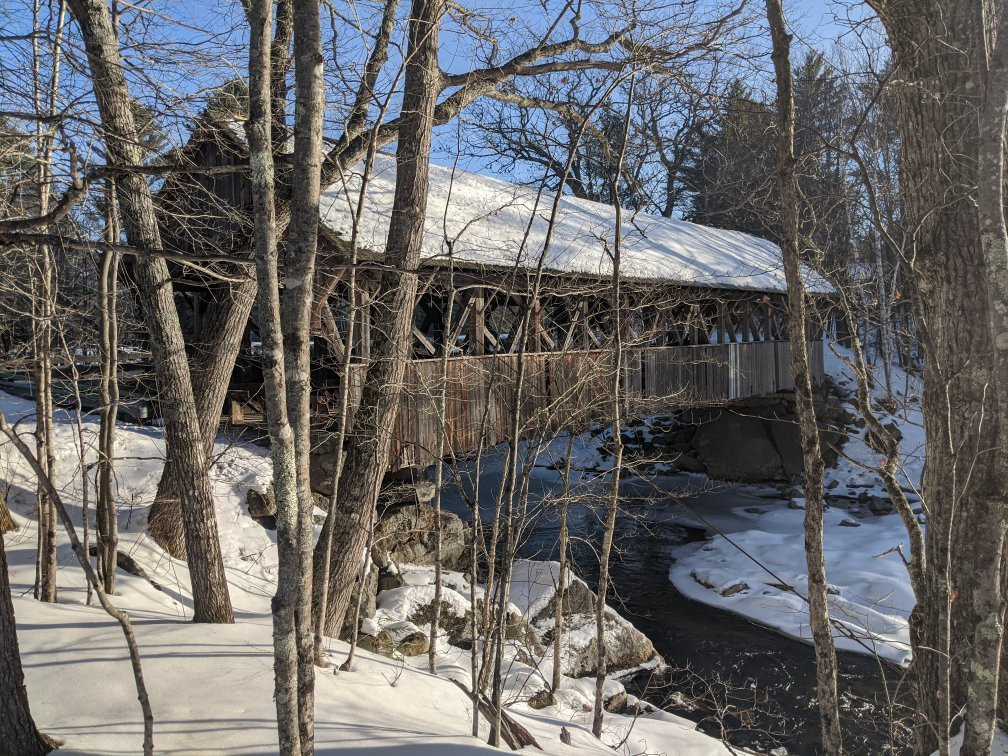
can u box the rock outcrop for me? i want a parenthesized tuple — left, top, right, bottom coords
(371, 502, 469, 570)
(617, 382, 852, 483)
(508, 560, 661, 677)
(358, 559, 662, 683)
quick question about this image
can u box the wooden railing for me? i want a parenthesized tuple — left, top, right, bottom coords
(284, 339, 823, 471)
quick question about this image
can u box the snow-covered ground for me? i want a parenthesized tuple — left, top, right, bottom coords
(0, 391, 728, 755)
(667, 342, 925, 665)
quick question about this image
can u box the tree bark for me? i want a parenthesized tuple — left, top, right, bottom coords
(246, 0, 299, 750)
(147, 278, 257, 560)
(285, 0, 324, 747)
(0, 500, 15, 534)
(868, 4, 1002, 753)
(312, 0, 444, 638)
(31, 259, 56, 603)
(67, 0, 234, 624)
(592, 75, 634, 741)
(961, 6, 1008, 753)
(29, 0, 64, 607)
(765, 1, 843, 752)
(0, 530, 54, 755)
(551, 431, 575, 697)
(427, 284, 455, 674)
(97, 180, 120, 594)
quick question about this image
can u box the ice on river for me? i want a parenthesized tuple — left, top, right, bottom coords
(668, 341, 925, 666)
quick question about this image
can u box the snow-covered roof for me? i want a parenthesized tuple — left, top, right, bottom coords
(319, 153, 831, 294)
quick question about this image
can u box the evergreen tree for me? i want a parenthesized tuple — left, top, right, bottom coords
(686, 54, 854, 269)
(685, 79, 776, 239)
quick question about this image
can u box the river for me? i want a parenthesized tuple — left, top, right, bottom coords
(441, 451, 909, 755)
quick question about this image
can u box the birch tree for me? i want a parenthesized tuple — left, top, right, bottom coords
(245, 0, 322, 748)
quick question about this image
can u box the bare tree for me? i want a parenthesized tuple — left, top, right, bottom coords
(96, 179, 120, 594)
(244, 0, 304, 750)
(963, 5, 1008, 753)
(313, 0, 445, 639)
(28, 0, 67, 605)
(764, 1, 841, 752)
(861, 3, 1007, 753)
(66, 0, 234, 624)
(592, 72, 634, 740)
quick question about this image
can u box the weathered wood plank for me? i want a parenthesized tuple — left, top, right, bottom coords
(228, 340, 825, 472)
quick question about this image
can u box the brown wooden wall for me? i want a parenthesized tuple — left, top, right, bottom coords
(244, 339, 824, 471)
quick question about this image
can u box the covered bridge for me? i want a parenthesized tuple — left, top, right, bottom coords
(163, 125, 828, 472)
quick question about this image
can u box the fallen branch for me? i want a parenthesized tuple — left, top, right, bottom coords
(86, 545, 169, 595)
(451, 678, 542, 750)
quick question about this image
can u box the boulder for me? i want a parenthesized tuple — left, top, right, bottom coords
(246, 486, 276, 518)
(357, 630, 395, 657)
(549, 611, 657, 678)
(527, 690, 554, 710)
(672, 452, 707, 475)
(402, 596, 544, 656)
(691, 410, 784, 482)
(385, 620, 429, 656)
(604, 690, 628, 713)
(373, 503, 469, 569)
(377, 566, 405, 593)
(509, 561, 659, 678)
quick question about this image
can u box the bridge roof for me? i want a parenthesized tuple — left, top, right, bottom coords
(319, 153, 831, 294)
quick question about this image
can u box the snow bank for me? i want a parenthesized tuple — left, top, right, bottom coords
(0, 391, 727, 755)
(668, 342, 925, 665)
(320, 153, 831, 293)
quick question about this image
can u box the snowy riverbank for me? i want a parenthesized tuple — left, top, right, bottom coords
(0, 390, 728, 755)
(666, 342, 924, 666)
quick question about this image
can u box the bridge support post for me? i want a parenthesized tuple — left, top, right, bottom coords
(468, 288, 485, 356)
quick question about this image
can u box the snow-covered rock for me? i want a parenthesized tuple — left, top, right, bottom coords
(508, 560, 663, 677)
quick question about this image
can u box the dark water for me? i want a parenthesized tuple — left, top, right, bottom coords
(442, 458, 910, 756)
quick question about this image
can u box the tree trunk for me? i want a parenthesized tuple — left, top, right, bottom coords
(551, 431, 575, 697)
(245, 0, 311, 750)
(592, 76, 633, 740)
(961, 7, 1008, 753)
(0, 500, 15, 534)
(32, 259, 56, 603)
(147, 278, 257, 560)
(29, 0, 64, 607)
(312, 0, 444, 638)
(67, 0, 234, 624)
(428, 285, 454, 674)
(765, 1, 843, 752)
(0, 531, 54, 755)
(97, 180, 121, 595)
(285, 0, 324, 747)
(871, 5, 1002, 753)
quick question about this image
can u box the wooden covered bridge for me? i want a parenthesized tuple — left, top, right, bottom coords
(164, 126, 827, 473)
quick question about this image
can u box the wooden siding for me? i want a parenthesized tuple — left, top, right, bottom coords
(228, 339, 824, 471)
